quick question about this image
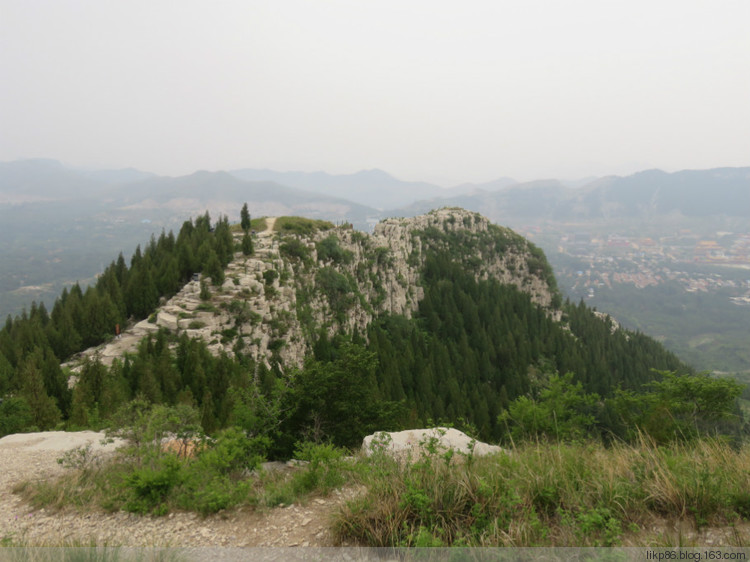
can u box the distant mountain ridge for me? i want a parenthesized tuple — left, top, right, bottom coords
(0, 159, 106, 203)
(229, 168, 520, 210)
(113, 170, 376, 222)
(0, 160, 378, 228)
(2, 159, 748, 223)
(228, 167, 446, 210)
(580, 168, 750, 218)
(391, 167, 750, 222)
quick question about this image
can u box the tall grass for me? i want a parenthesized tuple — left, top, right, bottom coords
(273, 217, 334, 235)
(333, 437, 750, 547)
(14, 434, 750, 547)
(0, 540, 181, 562)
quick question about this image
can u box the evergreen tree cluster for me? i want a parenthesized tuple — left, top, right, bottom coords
(14, 327, 399, 458)
(0, 212, 234, 432)
(69, 330, 243, 434)
(363, 250, 691, 441)
(1, 207, 736, 453)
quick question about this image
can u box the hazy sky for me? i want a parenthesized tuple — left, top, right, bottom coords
(1, 0, 749, 185)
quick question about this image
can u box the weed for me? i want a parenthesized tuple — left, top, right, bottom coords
(333, 438, 750, 546)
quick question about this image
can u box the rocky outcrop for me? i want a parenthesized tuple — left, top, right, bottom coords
(371, 208, 558, 311)
(66, 208, 560, 373)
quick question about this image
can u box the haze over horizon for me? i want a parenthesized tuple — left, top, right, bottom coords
(2, 0, 749, 186)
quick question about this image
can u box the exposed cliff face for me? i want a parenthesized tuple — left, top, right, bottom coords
(71, 208, 560, 372)
(225, 208, 561, 369)
(371, 208, 558, 312)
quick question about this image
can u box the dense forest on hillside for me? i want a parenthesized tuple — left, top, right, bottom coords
(364, 251, 689, 441)
(0, 212, 235, 433)
(0, 208, 744, 456)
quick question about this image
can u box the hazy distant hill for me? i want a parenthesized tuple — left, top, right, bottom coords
(114, 170, 378, 225)
(0, 161, 378, 227)
(392, 167, 750, 223)
(392, 179, 573, 222)
(446, 177, 518, 195)
(0, 159, 106, 204)
(578, 168, 750, 218)
(229, 167, 451, 210)
(79, 167, 156, 184)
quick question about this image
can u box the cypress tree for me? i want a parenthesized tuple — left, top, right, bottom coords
(240, 203, 251, 233)
(204, 250, 225, 286)
(242, 232, 254, 256)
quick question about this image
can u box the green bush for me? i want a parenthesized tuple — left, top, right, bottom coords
(315, 267, 354, 317)
(262, 269, 278, 285)
(316, 235, 353, 265)
(291, 441, 347, 495)
(372, 246, 393, 267)
(498, 373, 600, 442)
(279, 239, 312, 266)
(611, 371, 744, 444)
(172, 427, 267, 515)
(259, 441, 354, 508)
(195, 427, 268, 475)
(199, 280, 211, 301)
(0, 396, 33, 437)
(125, 454, 183, 515)
(195, 301, 217, 312)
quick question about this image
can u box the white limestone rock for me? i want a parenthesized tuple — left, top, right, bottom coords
(362, 427, 505, 460)
(156, 311, 178, 331)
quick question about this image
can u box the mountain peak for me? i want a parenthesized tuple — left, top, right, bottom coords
(354, 168, 395, 180)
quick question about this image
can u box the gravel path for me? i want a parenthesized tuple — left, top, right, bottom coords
(0, 432, 349, 547)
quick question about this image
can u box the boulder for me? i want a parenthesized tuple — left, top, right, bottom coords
(156, 311, 178, 331)
(362, 427, 505, 460)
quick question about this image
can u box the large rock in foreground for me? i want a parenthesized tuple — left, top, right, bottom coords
(362, 427, 505, 459)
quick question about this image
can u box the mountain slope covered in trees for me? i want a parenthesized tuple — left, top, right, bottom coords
(0, 208, 716, 452)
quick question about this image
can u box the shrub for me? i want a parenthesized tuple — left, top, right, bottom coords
(195, 427, 268, 475)
(316, 235, 353, 265)
(315, 267, 354, 317)
(290, 442, 347, 495)
(0, 396, 33, 437)
(196, 301, 217, 312)
(498, 373, 600, 442)
(372, 246, 393, 267)
(279, 239, 312, 265)
(611, 371, 744, 444)
(125, 454, 183, 515)
(263, 269, 278, 285)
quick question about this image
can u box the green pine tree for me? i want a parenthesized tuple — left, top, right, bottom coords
(241, 203, 251, 233)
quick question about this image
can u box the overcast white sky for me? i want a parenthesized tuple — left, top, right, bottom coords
(1, 0, 749, 185)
